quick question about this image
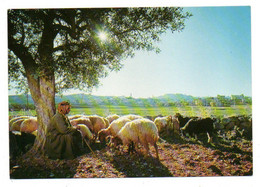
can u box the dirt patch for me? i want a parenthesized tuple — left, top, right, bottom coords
(10, 135, 252, 178)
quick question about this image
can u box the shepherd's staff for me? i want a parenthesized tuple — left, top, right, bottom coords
(82, 137, 96, 157)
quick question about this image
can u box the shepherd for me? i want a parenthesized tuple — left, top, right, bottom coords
(45, 101, 84, 159)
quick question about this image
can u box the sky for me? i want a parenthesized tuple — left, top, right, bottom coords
(7, 6, 252, 98)
(65, 6, 252, 98)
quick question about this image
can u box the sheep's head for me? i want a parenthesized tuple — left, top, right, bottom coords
(111, 136, 122, 147)
(98, 129, 108, 143)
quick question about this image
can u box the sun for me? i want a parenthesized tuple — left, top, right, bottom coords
(98, 31, 108, 42)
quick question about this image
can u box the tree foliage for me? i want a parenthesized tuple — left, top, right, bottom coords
(8, 7, 192, 94)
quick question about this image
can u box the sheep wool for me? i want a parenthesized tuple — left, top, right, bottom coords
(20, 117, 38, 133)
(102, 117, 110, 128)
(172, 116, 180, 135)
(122, 114, 143, 121)
(154, 116, 180, 136)
(109, 117, 133, 136)
(68, 115, 84, 120)
(77, 124, 94, 143)
(88, 115, 107, 135)
(107, 115, 143, 136)
(9, 116, 30, 125)
(98, 117, 132, 142)
(117, 118, 159, 159)
(10, 118, 25, 131)
(154, 117, 167, 133)
(9, 116, 31, 131)
(70, 117, 93, 131)
(106, 114, 120, 124)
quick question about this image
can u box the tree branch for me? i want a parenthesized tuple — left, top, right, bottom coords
(8, 34, 38, 71)
(8, 35, 41, 101)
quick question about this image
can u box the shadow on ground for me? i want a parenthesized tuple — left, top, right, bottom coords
(110, 151, 173, 177)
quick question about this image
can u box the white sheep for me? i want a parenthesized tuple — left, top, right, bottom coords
(98, 117, 132, 143)
(97, 114, 143, 143)
(76, 124, 94, 144)
(87, 115, 108, 140)
(122, 114, 143, 121)
(70, 117, 93, 131)
(154, 116, 168, 134)
(10, 118, 25, 131)
(106, 114, 120, 124)
(112, 118, 159, 159)
(9, 116, 31, 131)
(102, 117, 110, 128)
(68, 115, 84, 120)
(70, 115, 108, 141)
(20, 117, 38, 133)
(168, 115, 180, 135)
(9, 116, 30, 124)
(154, 115, 180, 136)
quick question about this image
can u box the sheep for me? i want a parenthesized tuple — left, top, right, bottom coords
(168, 115, 181, 135)
(102, 117, 110, 128)
(154, 115, 180, 136)
(111, 118, 159, 159)
(106, 114, 120, 124)
(154, 116, 167, 134)
(180, 117, 216, 143)
(122, 114, 143, 121)
(9, 115, 30, 123)
(10, 118, 25, 131)
(20, 117, 38, 133)
(97, 115, 143, 143)
(87, 115, 108, 139)
(68, 115, 84, 120)
(70, 117, 93, 131)
(70, 115, 107, 141)
(9, 116, 31, 131)
(98, 117, 132, 143)
(76, 124, 94, 144)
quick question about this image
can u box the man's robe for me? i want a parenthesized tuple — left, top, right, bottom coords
(45, 112, 83, 159)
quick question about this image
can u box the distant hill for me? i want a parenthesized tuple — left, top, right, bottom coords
(8, 93, 196, 106)
(8, 93, 252, 108)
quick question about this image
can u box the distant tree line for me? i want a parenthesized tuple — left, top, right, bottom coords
(108, 94, 252, 107)
(9, 103, 36, 111)
(159, 94, 252, 107)
(9, 94, 251, 111)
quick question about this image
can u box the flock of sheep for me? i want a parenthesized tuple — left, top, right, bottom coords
(9, 112, 252, 160)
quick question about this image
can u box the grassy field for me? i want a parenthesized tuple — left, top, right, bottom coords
(9, 104, 252, 118)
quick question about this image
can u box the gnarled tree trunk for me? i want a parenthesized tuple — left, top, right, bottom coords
(27, 72, 56, 154)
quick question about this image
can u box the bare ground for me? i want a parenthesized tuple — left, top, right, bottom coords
(10, 134, 252, 179)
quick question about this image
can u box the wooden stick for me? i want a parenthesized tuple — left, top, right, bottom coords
(82, 138, 96, 157)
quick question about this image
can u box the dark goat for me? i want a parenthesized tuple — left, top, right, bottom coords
(180, 117, 216, 143)
(175, 113, 197, 128)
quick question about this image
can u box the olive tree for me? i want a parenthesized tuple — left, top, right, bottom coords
(8, 8, 191, 154)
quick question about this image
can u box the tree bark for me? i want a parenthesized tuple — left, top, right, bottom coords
(28, 72, 56, 155)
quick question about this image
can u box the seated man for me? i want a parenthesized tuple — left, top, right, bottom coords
(45, 101, 84, 159)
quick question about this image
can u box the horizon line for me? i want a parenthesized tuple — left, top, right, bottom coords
(8, 92, 252, 99)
